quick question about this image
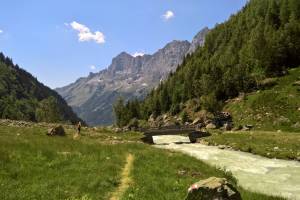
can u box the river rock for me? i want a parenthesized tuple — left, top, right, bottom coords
(206, 123, 217, 129)
(277, 116, 290, 124)
(195, 123, 205, 131)
(163, 114, 169, 121)
(218, 145, 227, 150)
(192, 117, 202, 125)
(242, 125, 253, 131)
(185, 177, 241, 200)
(185, 122, 191, 126)
(292, 122, 300, 128)
(47, 125, 65, 136)
(292, 81, 300, 86)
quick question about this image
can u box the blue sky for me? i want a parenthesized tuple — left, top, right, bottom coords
(0, 0, 248, 88)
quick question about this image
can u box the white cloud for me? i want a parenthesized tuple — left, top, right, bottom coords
(70, 21, 105, 44)
(162, 10, 175, 21)
(0, 30, 3, 34)
(132, 52, 145, 57)
(90, 65, 96, 70)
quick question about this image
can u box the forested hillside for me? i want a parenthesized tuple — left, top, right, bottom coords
(0, 53, 84, 124)
(114, 0, 300, 127)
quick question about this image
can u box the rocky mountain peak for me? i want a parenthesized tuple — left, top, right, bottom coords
(164, 40, 190, 48)
(142, 40, 191, 78)
(108, 52, 134, 74)
(187, 27, 210, 55)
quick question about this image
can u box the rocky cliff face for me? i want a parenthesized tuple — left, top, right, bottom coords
(56, 28, 209, 125)
(186, 27, 210, 55)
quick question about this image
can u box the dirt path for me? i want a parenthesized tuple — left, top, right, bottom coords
(110, 154, 134, 200)
(154, 136, 300, 200)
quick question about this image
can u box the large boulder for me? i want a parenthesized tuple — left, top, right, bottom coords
(47, 125, 65, 136)
(186, 177, 241, 200)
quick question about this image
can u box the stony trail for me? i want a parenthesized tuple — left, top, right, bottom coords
(154, 136, 300, 200)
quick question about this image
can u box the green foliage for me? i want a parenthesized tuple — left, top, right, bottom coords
(200, 93, 222, 113)
(113, 97, 141, 127)
(113, 97, 127, 127)
(180, 111, 190, 123)
(0, 52, 83, 124)
(225, 67, 300, 132)
(35, 97, 62, 123)
(114, 0, 300, 123)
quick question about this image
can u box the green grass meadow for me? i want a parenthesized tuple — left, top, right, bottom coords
(0, 125, 284, 200)
(225, 67, 300, 132)
(204, 130, 300, 160)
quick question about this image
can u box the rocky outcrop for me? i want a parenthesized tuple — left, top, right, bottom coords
(56, 28, 209, 126)
(186, 177, 241, 200)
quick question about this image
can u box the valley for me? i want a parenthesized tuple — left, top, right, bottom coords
(0, 0, 299, 199)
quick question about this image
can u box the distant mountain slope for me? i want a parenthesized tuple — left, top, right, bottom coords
(0, 53, 84, 124)
(56, 28, 209, 125)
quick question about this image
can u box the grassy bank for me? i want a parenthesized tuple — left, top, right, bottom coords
(225, 67, 300, 132)
(0, 125, 284, 200)
(204, 130, 300, 160)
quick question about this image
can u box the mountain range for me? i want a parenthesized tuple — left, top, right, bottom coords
(56, 27, 209, 125)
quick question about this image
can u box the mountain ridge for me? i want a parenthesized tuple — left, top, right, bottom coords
(56, 28, 209, 125)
